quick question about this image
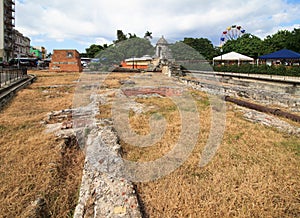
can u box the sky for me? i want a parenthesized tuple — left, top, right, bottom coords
(15, 0, 300, 54)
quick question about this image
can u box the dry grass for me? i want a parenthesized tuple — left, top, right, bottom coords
(96, 73, 299, 218)
(6, 71, 296, 217)
(122, 97, 181, 162)
(0, 71, 84, 217)
(132, 91, 299, 217)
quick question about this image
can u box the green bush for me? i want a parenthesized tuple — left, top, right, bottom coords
(213, 64, 300, 77)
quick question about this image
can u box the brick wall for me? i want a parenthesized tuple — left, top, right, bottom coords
(49, 49, 82, 72)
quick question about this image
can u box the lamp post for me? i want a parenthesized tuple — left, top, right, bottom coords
(220, 47, 223, 65)
(132, 56, 135, 69)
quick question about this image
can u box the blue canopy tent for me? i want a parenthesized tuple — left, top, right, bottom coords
(259, 49, 300, 66)
(259, 49, 300, 59)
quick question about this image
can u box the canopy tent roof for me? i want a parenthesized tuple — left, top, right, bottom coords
(259, 49, 300, 59)
(213, 51, 254, 61)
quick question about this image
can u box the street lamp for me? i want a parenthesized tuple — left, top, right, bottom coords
(132, 56, 135, 69)
(220, 47, 223, 65)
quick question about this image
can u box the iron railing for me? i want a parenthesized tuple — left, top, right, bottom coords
(0, 67, 27, 88)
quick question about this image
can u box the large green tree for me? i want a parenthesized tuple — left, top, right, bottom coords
(85, 44, 105, 58)
(96, 37, 155, 67)
(222, 33, 264, 58)
(262, 30, 292, 54)
(286, 28, 300, 53)
(182, 37, 218, 60)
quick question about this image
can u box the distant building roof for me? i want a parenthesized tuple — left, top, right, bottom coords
(125, 55, 153, 62)
(259, 49, 300, 59)
(156, 36, 168, 45)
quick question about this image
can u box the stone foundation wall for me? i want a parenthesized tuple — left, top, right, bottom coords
(179, 76, 300, 112)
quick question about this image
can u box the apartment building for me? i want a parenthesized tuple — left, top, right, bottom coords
(14, 29, 30, 57)
(0, 0, 15, 61)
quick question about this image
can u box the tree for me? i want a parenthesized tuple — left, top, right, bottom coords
(222, 34, 264, 58)
(96, 37, 155, 68)
(286, 28, 300, 53)
(80, 52, 88, 58)
(169, 41, 212, 70)
(46, 52, 52, 58)
(128, 33, 137, 39)
(144, 31, 153, 40)
(114, 30, 127, 44)
(85, 44, 104, 58)
(262, 30, 292, 54)
(182, 37, 218, 60)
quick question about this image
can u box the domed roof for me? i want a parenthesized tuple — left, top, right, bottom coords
(156, 35, 168, 45)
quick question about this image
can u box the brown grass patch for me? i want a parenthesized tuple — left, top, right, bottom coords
(102, 72, 134, 89)
(96, 104, 112, 119)
(132, 92, 300, 217)
(121, 97, 181, 162)
(0, 71, 84, 217)
(98, 80, 299, 217)
(94, 73, 299, 217)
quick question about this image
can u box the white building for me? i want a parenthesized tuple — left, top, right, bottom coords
(0, 0, 15, 61)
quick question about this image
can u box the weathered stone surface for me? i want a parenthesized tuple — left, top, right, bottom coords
(74, 122, 142, 218)
(121, 86, 183, 97)
(242, 108, 300, 135)
(180, 76, 300, 112)
(43, 92, 141, 217)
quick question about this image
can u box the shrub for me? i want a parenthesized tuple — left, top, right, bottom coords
(213, 64, 300, 76)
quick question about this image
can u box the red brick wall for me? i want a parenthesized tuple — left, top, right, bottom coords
(49, 49, 83, 72)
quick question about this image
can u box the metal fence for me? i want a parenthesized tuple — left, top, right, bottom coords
(0, 67, 27, 88)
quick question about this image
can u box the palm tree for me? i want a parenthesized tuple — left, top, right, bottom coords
(144, 31, 153, 40)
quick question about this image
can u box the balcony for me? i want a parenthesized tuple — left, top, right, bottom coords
(3, 32, 12, 39)
(4, 10, 15, 18)
(4, 19, 15, 28)
(4, 44, 13, 51)
(5, 0, 15, 5)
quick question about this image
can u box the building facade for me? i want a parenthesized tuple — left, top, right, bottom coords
(0, 0, 15, 61)
(121, 55, 153, 70)
(14, 29, 30, 57)
(49, 49, 82, 72)
(155, 35, 172, 60)
(32, 46, 46, 59)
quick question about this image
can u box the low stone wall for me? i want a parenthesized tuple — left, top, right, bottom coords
(179, 75, 300, 112)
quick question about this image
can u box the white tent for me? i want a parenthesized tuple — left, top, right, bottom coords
(213, 51, 254, 65)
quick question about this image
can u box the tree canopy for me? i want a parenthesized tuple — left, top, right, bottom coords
(221, 28, 300, 58)
(181, 37, 218, 60)
(82, 28, 300, 61)
(95, 37, 154, 68)
(222, 34, 263, 59)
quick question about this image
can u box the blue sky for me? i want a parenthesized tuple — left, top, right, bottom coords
(15, 0, 300, 54)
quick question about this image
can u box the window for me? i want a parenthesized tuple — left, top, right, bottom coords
(67, 52, 73, 58)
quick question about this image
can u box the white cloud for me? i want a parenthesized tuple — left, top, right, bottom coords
(15, 0, 300, 52)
